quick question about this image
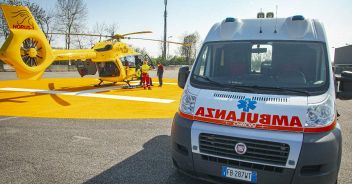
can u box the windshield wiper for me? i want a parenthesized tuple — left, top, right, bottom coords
(243, 85, 311, 96)
(192, 75, 310, 95)
(193, 74, 222, 85)
(192, 74, 254, 92)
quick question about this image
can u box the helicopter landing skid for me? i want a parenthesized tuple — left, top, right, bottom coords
(94, 79, 116, 87)
(122, 85, 139, 89)
(122, 81, 140, 89)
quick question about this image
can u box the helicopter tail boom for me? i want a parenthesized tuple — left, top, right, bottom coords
(53, 49, 97, 61)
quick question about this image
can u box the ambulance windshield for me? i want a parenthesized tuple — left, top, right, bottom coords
(191, 41, 329, 95)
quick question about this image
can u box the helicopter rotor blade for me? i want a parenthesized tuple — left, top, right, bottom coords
(47, 31, 191, 46)
(48, 31, 154, 41)
(47, 32, 111, 38)
(124, 37, 192, 46)
(111, 31, 153, 40)
(120, 31, 152, 37)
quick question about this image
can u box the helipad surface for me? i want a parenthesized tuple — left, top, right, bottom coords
(0, 78, 182, 119)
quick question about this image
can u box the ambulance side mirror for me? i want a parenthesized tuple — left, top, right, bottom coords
(336, 71, 352, 100)
(178, 66, 190, 89)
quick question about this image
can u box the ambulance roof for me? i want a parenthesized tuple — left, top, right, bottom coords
(204, 16, 327, 43)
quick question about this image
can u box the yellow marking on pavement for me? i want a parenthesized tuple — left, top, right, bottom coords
(0, 78, 183, 119)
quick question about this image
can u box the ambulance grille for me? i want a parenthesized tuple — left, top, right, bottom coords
(199, 133, 290, 166)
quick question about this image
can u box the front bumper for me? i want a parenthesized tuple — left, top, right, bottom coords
(171, 113, 342, 184)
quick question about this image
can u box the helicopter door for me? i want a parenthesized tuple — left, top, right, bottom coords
(97, 61, 120, 77)
(76, 59, 97, 77)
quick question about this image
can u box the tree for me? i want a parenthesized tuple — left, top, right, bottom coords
(55, 0, 88, 50)
(72, 26, 86, 49)
(41, 10, 55, 44)
(86, 31, 98, 48)
(93, 22, 106, 42)
(134, 47, 148, 57)
(78, 22, 118, 46)
(105, 23, 118, 37)
(179, 32, 200, 65)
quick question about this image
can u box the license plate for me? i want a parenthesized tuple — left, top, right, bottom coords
(221, 166, 257, 183)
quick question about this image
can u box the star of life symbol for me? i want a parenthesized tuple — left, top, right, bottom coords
(237, 98, 257, 112)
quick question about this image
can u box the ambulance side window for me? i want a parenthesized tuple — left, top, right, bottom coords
(195, 46, 209, 76)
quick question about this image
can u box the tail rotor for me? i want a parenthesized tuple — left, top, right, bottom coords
(21, 38, 44, 67)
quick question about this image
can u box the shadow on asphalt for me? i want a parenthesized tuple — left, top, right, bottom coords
(84, 135, 209, 184)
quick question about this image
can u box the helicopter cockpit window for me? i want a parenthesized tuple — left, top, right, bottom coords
(97, 61, 120, 77)
(121, 56, 136, 67)
(135, 55, 143, 68)
(95, 44, 113, 52)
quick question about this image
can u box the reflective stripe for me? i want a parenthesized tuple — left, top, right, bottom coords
(178, 111, 336, 133)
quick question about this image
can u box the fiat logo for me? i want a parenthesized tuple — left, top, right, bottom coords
(235, 143, 247, 155)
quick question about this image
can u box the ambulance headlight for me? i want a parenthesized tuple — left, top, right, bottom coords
(306, 96, 335, 127)
(180, 90, 197, 115)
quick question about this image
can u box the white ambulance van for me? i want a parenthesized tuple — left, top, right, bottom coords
(172, 15, 352, 184)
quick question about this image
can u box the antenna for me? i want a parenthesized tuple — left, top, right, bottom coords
(274, 5, 278, 33)
(259, 8, 263, 33)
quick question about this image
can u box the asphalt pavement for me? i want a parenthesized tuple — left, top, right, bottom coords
(0, 117, 208, 184)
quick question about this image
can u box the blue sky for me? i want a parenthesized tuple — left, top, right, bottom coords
(21, 0, 352, 57)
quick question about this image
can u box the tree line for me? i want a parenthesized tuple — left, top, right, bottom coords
(0, 0, 201, 71)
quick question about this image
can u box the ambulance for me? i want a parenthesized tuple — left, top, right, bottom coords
(172, 14, 352, 184)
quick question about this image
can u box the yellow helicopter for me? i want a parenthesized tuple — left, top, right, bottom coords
(0, 4, 188, 87)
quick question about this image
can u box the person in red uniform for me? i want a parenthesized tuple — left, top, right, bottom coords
(141, 60, 151, 90)
(157, 62, 164, 87)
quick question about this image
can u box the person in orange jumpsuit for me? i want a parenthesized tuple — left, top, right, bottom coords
(141, 60, 151, 90)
